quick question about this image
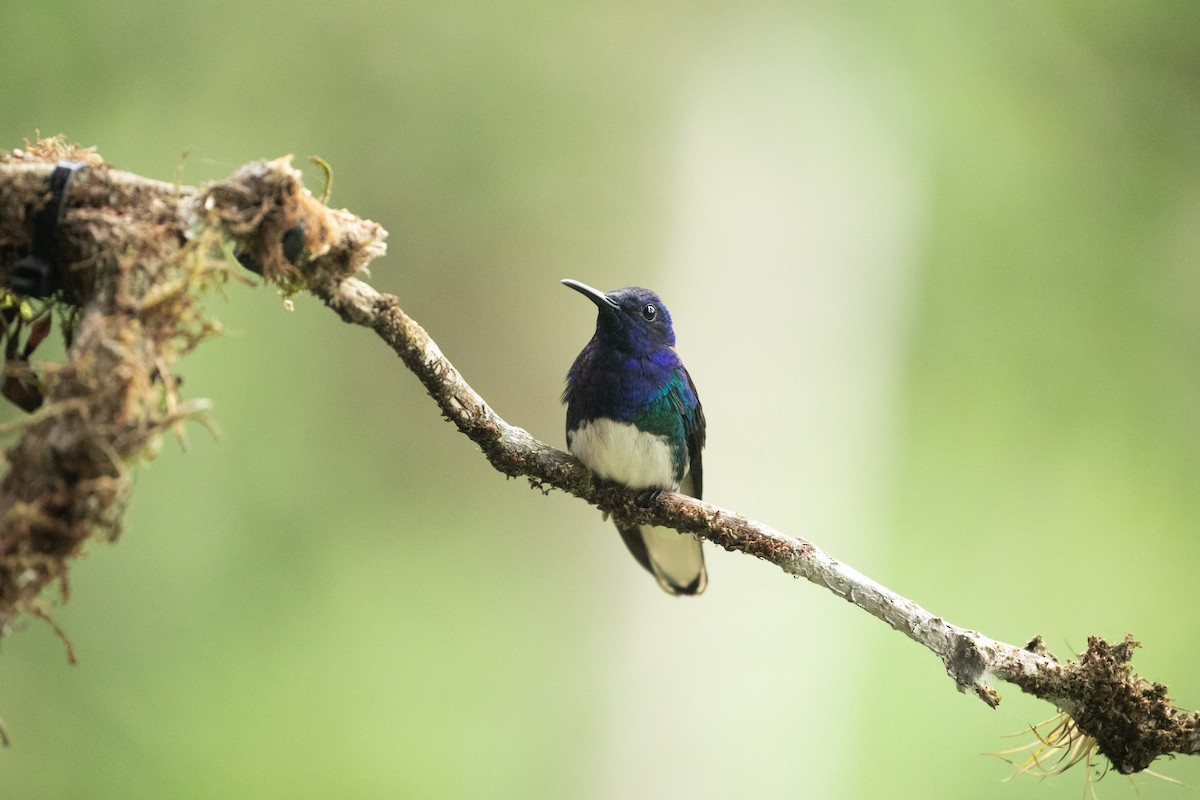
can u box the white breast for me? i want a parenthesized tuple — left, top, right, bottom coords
(568, 418, 683, 490)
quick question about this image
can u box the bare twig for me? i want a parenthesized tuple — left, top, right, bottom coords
(311, 276, 1198, 775)
(0, 139, 1196, 772)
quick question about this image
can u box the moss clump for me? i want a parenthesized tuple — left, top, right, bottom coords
(0, 137, 387, 646)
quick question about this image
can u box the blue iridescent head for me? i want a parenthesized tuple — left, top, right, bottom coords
(561, 279, 676, 354)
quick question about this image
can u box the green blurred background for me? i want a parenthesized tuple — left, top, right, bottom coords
(3, 2, 1199, 798)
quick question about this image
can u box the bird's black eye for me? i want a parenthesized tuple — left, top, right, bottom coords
(641, 304, 657, 321)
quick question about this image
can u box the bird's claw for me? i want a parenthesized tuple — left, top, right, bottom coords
(634, 488, 664, 508)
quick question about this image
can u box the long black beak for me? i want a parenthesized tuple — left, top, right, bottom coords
(561, 278, 619, 311)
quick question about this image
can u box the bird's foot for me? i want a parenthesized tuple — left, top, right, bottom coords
(634, 488, 665, 508)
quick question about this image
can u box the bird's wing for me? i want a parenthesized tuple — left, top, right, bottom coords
(680, 367, 705, 500)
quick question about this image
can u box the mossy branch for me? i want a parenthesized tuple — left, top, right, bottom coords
(0, 138, 1196, 774)
(0, 138, 384, 637)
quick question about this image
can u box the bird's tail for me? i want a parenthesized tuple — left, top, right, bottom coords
(616, 521, 707, 596)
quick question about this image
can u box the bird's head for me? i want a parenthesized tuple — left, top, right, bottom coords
(562, 279, 676, 354)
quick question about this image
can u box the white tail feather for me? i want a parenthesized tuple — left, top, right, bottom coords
(643, 525, 707, 595)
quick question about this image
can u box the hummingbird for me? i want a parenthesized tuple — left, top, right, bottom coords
(561, 279, 707, 595)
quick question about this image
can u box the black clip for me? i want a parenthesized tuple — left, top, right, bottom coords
(10, 160, 88, 298)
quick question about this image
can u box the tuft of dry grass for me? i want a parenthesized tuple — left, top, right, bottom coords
(988, 712, 1186, 798)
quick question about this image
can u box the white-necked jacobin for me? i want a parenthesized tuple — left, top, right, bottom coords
(561, 279, 707, 595)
